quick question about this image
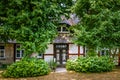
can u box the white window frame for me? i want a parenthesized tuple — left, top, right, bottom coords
(16, 45, 24, 58)
(100, 48, 109, 56)
(0, 46, 5, 59)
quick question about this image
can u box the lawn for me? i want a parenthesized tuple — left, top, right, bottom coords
(0, 66, 120, 80)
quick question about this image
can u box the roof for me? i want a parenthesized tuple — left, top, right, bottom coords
(60, 14, 80, 26)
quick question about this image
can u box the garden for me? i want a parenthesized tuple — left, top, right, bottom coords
(0, 0, 120, 79)
(0, 55, 120, 80)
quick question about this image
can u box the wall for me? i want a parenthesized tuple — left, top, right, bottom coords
(0, 44, 14, 64)
(44, 44, 54, 62)
(68, 44, 85, 60)
(69, 44, 78, 60)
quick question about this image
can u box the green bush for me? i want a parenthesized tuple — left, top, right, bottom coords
(2, 58, 50, 78)
(66, 56, 115, 73)
(48, 59, 57, 71)
(0, 64, 10, 69)
(66, 59, 76, 71)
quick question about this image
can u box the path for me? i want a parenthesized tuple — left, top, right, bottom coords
(55, 67, 67, 73)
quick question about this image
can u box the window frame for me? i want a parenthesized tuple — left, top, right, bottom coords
(0, 46, 5, 59)
(16, 45, 24, 58)
(100, 48, 109, 56)
(57, 24, 69, 33)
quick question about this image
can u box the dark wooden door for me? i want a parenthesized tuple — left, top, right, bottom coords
(54, 44, 68, 66)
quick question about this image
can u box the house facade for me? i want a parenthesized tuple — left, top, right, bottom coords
(0, 30, 120, 66)
(0, 15, 120, 66)
(0, 30, 85, 66)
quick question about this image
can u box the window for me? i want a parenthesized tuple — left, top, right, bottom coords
(16, 45, 24, 58)
(0, 46, 5, 58)
(57, 24, 68, 32)
(85, 47, 88, 55)
(37, 53, 43, 59)
(100, 48, 109, 56)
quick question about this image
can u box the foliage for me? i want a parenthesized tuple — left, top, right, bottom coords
(0, 0, 74, 57)
(48, 59, 57, 71)
(86, 48, 98, 57)
(66, 59, 76, 71)
(72, 0, 120, 52)
(0, 64, 10, 69)
(2, 58, 50, 78)
(66, 56, 115, 73)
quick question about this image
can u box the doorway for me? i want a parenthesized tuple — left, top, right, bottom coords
(54, 43, 68, 66)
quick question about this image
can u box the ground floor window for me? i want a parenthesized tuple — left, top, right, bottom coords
(37, 53, 44, 59)
(16, 45, 24, 58)
(100, 48, 109, 56)
(0, 46, 5, 58)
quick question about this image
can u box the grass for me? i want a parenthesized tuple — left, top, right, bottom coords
(0, 66, 120, 80)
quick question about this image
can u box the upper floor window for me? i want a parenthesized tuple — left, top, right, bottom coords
(57, 24, 69, 33)
(16, 45, 24, 58)
(0, 46, 5, 58)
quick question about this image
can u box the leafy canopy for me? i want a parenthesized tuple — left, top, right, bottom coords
(72, 0, 120, 49)
(0, 0, 74, 56)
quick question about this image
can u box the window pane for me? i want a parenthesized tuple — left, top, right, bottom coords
(17, 53, 20, 57)
(22, 50, 24, 57)
(0, 46, 4, 58)
(0, 52, 4, 57)
(0, 46, 4, 49)
(63, 27, 67, 31)
(0, 50, 4, 54)
(101, 50, 105, 56)
(16, 45, 24, 58)
(37, 53, 43, 58)
(22, 50, 24, 54)
(57, 27, 61, 31)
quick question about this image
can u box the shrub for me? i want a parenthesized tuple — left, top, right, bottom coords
(66, 59, 76, 71)
(2, 58, 50, 78)
(48, 59, 57, 71)
(0, 64, 10, 69)
(66, 56, 115, 73)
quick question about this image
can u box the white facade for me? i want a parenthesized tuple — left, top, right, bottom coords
(69, 44, 78, 53)
(45, 44, 53, 54)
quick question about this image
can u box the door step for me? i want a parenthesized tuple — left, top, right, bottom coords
(55, 67, 67, 73)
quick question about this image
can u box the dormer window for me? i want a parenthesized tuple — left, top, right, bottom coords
(57, 24, 69, 33)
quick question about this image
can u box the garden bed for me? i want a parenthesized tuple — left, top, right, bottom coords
(0, 66, 120, 80)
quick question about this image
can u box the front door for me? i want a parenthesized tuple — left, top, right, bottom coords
(54, 44, 68, 66)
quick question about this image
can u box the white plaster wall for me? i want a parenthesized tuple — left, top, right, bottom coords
(80, 46, 84, 54)
(44, 56, 53, 62)
(114, 56, 119, 65)
(69, 44, 78, 54)
(45, 44, 53, 54)
(31, 53, 38, 57)
(69, 55, 78, 60)
(80, 55, 84, 57)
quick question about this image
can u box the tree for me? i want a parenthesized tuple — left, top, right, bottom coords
(0, 0, 74, 57)
(72, 0, 120, 55)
